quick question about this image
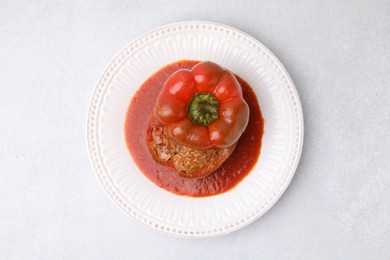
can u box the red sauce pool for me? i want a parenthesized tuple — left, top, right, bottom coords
(124, 60, 263, 197)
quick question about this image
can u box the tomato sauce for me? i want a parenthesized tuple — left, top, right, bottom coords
(124, 60, 263, 197)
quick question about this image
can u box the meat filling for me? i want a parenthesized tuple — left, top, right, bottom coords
(147, 118, 236, 178)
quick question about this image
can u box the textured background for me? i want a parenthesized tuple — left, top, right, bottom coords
(1, 0, 389, 259)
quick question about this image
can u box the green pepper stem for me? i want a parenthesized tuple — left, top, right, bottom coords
(187, 93, 219, 126)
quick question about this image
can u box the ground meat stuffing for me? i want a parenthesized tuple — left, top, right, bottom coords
(147, 117, 236, 178)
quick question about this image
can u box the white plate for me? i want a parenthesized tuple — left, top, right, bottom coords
(87, 21, 304, 238)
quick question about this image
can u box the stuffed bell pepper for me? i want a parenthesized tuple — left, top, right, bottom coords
(148, 61, 249, 178)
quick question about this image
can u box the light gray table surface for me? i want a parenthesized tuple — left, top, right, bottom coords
(1, 0, 389, 259)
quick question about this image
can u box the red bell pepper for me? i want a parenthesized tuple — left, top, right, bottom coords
(154, 61, 249, 149)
